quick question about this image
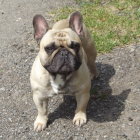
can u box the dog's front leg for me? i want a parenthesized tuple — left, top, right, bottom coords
(33, 92, 48, 132)
(73, 89, 90, 126)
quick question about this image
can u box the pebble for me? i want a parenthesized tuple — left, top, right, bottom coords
(8, 118, 12, 122)
(16, 17, 22, 22)
(138, 132, 140, 137)
(128, 117, 133, 121)
(122, 124, 125, 128)
(103, 135, 108, 138)
(130, 47, 135, 53)
(128, 123, 132, 126)
(0, 87, 5, 91)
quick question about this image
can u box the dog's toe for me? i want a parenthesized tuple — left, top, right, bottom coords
(34, 122, 46, 132)
(34, 115, 47, 132)
(73, 112, 87, 126)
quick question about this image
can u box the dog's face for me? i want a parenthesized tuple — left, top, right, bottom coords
(39, 29, 82, 75)
(33, 12, 84, 75)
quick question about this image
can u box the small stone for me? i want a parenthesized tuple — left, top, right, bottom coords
(0, 87, 5, 91)
(24, 126, 30, 132)
(103, 135, 108, 138)
(16, 17, 22, 21)
(130, 47, 135, 53)
(30, 48, 34, 52)
(8, 118, 12, 122)
(122, 134, 127, 138)
(128, 117, 133, 121)
(128, 123, 132, 126)
(122, 124, 125, 128)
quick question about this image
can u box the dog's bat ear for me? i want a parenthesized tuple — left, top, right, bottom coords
(69, 11, 83, 35)
(33, 15, 49, 42)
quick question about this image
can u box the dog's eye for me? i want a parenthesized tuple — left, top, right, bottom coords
(45, 43, 56, 54)
(70, 41, 80, 52)
(45, 46, 54, 51)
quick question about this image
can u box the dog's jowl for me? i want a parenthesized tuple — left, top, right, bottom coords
(30, 11, 97, 132)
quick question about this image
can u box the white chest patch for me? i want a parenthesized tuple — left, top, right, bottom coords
(50, 74, 65, 93)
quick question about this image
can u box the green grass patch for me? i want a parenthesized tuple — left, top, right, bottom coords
(51, 0, 140, 53)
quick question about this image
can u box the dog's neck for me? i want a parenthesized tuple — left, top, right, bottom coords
(50, 74, 72, 93)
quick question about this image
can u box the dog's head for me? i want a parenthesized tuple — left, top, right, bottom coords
(33, 12, 84, 75)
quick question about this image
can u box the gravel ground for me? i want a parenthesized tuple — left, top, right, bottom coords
(0, 0, 140, 140)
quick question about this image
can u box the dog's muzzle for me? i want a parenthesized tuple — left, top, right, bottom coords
(44, 48, 81, 75)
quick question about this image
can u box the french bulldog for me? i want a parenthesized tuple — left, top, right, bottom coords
(30, 11, 97, 132)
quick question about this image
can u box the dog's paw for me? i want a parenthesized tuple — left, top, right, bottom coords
(73, 112, 87, 126)
(34, 115, 48, 132)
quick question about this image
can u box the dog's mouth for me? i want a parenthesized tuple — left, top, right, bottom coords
(44, 48, 81, 75)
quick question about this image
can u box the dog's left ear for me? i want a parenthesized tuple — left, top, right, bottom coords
(33, 15, 49, 42)
(69, 11, 83, 35)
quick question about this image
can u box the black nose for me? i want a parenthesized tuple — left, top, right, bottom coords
(60, 48, 68, 57)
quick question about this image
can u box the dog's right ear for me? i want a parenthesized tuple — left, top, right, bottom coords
(33, 15, 49, 42)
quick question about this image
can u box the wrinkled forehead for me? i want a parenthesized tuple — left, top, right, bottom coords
(40, 28, 81, 47)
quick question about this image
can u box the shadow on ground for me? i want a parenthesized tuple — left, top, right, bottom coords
(48, 63, 130, 125)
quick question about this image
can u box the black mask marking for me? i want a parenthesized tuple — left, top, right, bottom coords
(44, 47, 81, 75)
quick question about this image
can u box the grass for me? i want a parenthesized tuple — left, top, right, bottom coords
(51, 0, 140, 53)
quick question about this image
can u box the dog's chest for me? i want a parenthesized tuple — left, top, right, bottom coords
(50, 74, 75, 95)
(50, 75, 65, 93)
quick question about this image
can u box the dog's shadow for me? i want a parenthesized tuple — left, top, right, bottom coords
(48, 63, 130, 125)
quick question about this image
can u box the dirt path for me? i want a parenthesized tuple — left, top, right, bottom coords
(0, 0, 140, 140)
